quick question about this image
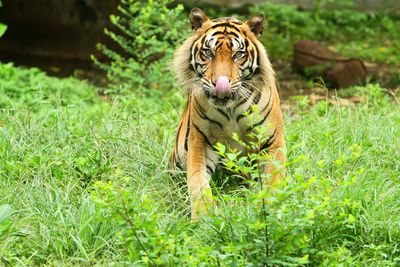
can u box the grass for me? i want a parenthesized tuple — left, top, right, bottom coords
(1, 61, 399, 265)
(249, 3, 400, 65)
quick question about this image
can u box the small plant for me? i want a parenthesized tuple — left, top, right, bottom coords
(192, 106, 364, 265)
(92, 0, 189, 94)
(89, 105, 369, 265)
(206, 143, 363, 265)
(91, 178, 224, 265)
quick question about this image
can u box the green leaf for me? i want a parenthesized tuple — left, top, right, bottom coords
(0, 23, 7, 37)
(0, 204, 12, 223)
(0, 204, 12, 237)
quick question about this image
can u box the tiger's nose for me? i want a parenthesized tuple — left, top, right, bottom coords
(213, 76, 231, 99)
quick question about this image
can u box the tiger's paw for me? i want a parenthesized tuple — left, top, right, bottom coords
(190, 188, 214, 222)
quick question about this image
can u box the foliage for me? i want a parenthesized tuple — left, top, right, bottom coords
(1, 55, 400, 264)
(0, 205, 12, 239)
(93, 0, 189, 94)
(91, 179, 221, 265)
(212, 139, 363, 265)
(0, 23, 5, 38)
(251, 3, 400, 64)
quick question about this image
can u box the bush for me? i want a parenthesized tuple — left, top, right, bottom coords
(90, 107, 370, 265)
(250, 3, 400, 64)
(92, 0, 190, 94)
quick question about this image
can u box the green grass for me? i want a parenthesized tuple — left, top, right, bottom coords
(250, 3, 400, 65)
(1, 63, 400, 265)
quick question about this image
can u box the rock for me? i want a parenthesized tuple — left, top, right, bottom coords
(293, 39, 368, 88)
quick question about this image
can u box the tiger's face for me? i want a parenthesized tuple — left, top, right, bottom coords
(188, 8, 265, 105)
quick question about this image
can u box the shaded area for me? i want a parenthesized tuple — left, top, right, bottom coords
(0, 0, 118, 77)
(0, 1, 398, 98)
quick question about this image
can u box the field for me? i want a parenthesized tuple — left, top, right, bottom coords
(1, 1, 400, 266)
(0, 61, 399, 265)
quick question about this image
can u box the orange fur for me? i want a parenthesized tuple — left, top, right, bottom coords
(171, 9, 286, 221)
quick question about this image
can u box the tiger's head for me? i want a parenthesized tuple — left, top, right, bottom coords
(174, 8, 274, 106)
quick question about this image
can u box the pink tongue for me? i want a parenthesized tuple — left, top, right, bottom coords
(214, 76, 231, 99)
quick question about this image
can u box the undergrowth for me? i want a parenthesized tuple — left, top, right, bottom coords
(1, 1, 400, 265)
(251, 3, 400, 64)
(1, 62, 399, 265)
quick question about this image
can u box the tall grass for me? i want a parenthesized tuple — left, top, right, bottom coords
(1, 63, 399, 265)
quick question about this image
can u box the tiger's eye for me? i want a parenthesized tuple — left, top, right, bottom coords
(203, 49, 213, 58)
(233, 51, 244, 60)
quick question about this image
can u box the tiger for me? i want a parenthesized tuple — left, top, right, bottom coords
(170, 8, 286, 221)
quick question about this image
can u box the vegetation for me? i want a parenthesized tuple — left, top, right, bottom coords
(92, 0, 189, 93)
(1, 1, 400, 266)
(250, 3, 400, 64)
(1, 60, 399, 265)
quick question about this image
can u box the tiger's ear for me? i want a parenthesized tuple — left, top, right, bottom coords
(189, 8, 209, 31)
(246, 13, 265, 37)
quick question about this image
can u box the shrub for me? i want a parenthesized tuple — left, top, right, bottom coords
(92, 0, 190, 94)
(250, 3, 400, 64)
(91, 178, 224, 265)
(90, 106, 369, 265)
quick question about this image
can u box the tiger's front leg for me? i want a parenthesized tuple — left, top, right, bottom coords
(187, 124, 217, 222)
(264, 144, 286, 185)
(261, 129, 286, 185)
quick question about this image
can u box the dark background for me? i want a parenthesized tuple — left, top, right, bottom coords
(0, 0, 118, 75)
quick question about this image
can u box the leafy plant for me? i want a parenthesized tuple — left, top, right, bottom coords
(91, 179, 223, 265)
(92, 0, 190, 94)
(198, 108, 363, 265)
(0, 205, 12, 239)
(88, 104, 377, 265)
(1, 38, 400, 265)
(251, 3, 400, 64)
(0, 24, 7, 38)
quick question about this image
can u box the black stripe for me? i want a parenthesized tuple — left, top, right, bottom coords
(194, 99, 223, 129)
(253, 91, 262, 105)
(254, 44, 260, 68)
(176, 161, 182, 170)
(175, 120, 183, 154)
(193, 45, 199, 57)
(252, 66, 261, 77)
(260, 128, 277, 151)
(249, 49, 255, 61)
(236, 113, 246, 123)
(227, 107, 232, 117)
(236, 91, 262, 122)
(184, 112, 190, 151)
(193, 123, 213, 147)
(210, 23, 240, 32)
(233, 98, 248, 113)
(233, 92, 252, 114)
(262, 91, 273, 113)
(211, 30, 240, 39)
(228, 31, 240, 38)
(206, 165, 214, 176)
(212, 31, 227, 36)
(247, 101, 274, 131)
(216, 108, 230, 120)
(244, 39, 249, 47)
